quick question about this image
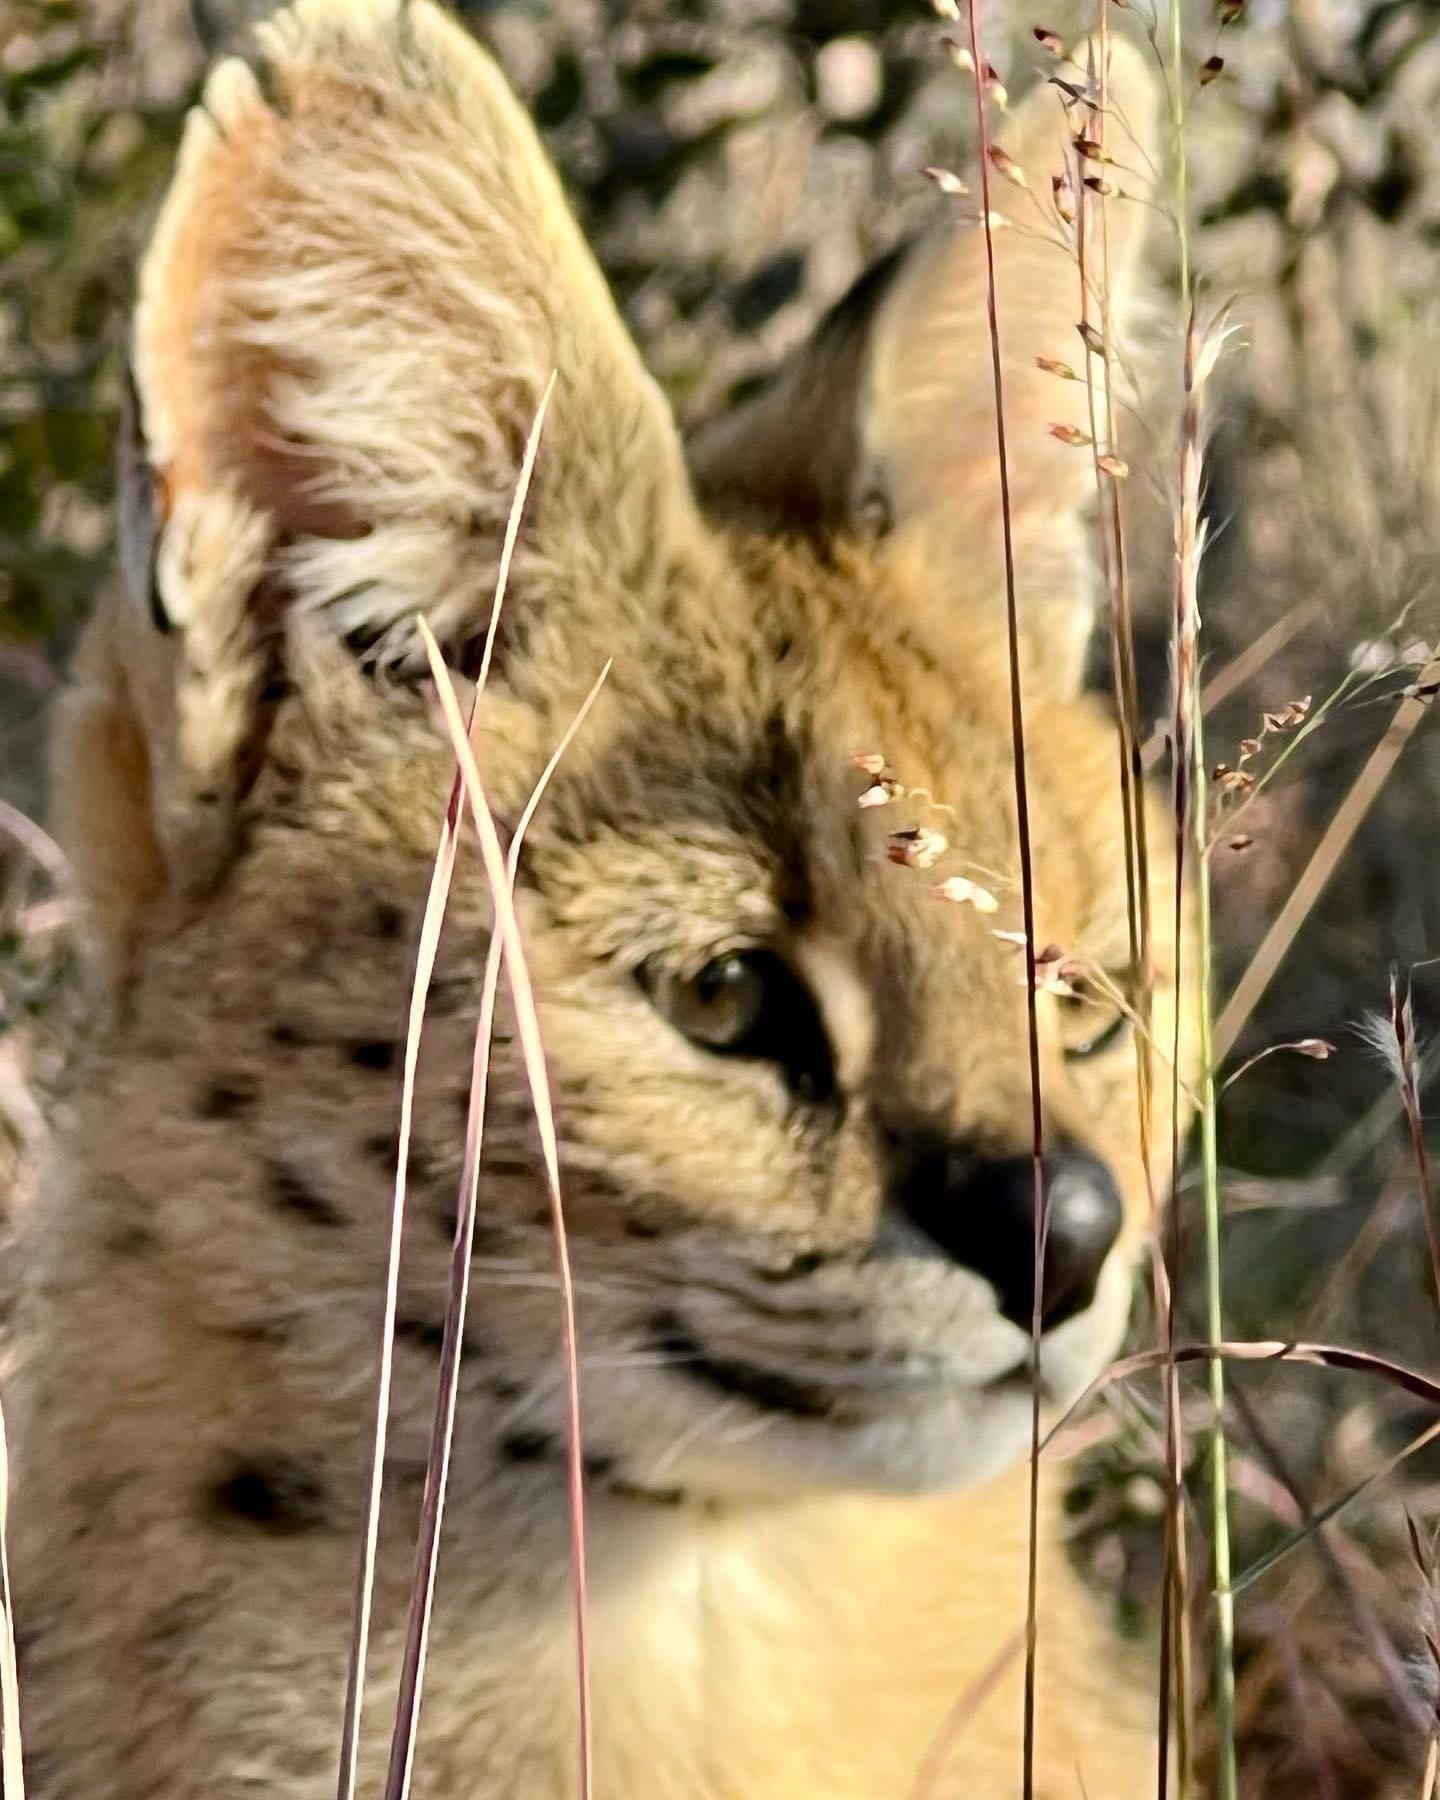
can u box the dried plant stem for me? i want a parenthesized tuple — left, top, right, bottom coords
(1192, 698, 1237, 1800)
(1215, 653, 1440, 1060)
(383, 648, 607, 1800)
(1138, 600, 1323, 773)
(1168, 0, 1190, 311)
(0, 1402, 26, 1800)
(1077, 23, 1188, 1787)
(419, 619, 593, 1800)
(1172, 291, 1236, 1799)
(1163, 0, 1222, 1783)
(336, 382, 556, 1800)
(335, 689, 467, 1800)
(962, 6, 1046, 1793)
(1082, 21, 1156, 1204)
(1051, 1336, 1440, 1435)
(908, 1627, 1027, 1799)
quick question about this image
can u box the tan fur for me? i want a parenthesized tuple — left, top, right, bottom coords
(11, 5, 1194, 1795)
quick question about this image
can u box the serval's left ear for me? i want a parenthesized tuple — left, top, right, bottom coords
(692, 33, 1163, 695)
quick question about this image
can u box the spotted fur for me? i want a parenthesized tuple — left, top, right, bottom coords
(11, 4, 1194, 1795)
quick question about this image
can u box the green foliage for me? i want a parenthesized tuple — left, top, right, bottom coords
(0, 0, 189, 648)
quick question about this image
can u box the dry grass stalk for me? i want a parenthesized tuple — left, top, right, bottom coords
(1364, 972, 1440, 1313)
(907, 1626, 1027, 1799)
(383, 643, 608, 1800)
(954, 2, 1047, 1789)
(418, 617, 594, 1800)
(335, 383, 566, 1800)
(1214, 649, 1440, 1061)
(0, 1401, 25, 1800)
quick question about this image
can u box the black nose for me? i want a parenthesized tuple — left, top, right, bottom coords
(893, 1145, 1124, 1332)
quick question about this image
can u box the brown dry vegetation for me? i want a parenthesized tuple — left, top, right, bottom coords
(2, 0, 1439, 1793)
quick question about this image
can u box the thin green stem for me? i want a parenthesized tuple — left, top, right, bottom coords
(1193, 701, 1237, 1799)
(1169, 0, 1190, 309)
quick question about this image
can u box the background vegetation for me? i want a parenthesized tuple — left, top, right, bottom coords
(3, 0, 1439, 1792)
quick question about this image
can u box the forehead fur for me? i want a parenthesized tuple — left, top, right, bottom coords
(268, 528, 1126, 986)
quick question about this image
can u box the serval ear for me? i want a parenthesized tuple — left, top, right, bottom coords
(129, 0, 696, 670)
(690, 32, 1163, 695)
(57, 0, 706, 995)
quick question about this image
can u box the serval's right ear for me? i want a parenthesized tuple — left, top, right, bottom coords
(57, 0, 702, 997)
(128, 0, 695, 669)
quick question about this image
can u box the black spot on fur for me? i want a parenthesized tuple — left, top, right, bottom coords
(425, 1188, 510, 1257)
(582, 1451, 618, 1482)
(426, 974, 477, 1016)
(141, 1597, 205, 1660)
(649, 1309, 834, 1419)
(103, 1219, 156, 1257)
(220, 1314, 294, 1346)
(499, 1429, 556, 1464)
(394, 1315, 446, 1354)
(268, 1019, 312, 1049)
(196, 1075, 258, 1121)
(363, 1131, 438, 1185)
(266, 1160, 345, 1229)
(372, 900, 406, 940)
(347, 1038, 398, 1072)
(207, 1455, 328, 1534)
(623, 1215, 665, 1240)
(100, 1179, 156, 1257)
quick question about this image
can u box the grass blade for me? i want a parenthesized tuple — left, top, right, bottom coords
(0, 1401, 26, 1800)
(336, 379, 555, 1800)
(959, 7, 1048, 1791)
(416, 618, 594, 1800)
(381, 653, 608, 1800)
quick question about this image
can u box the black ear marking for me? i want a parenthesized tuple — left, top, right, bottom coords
(687, 239, 912, 537)
(116, 364, 169, 634)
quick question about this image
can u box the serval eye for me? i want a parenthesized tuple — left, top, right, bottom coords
(1058, 975, 1132, 1062)
(644, 951, 836, 1104)
(665, 954, 767, 1050)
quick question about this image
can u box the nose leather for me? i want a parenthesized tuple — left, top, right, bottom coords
(892, 1144, 1124, 1332)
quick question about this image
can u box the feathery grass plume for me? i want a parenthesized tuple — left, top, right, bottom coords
(1356, 973, 1439, 1311)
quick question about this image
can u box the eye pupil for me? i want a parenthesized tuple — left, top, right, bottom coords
(643, 949, 836, 1104)
(696, 956, 745, 1004)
